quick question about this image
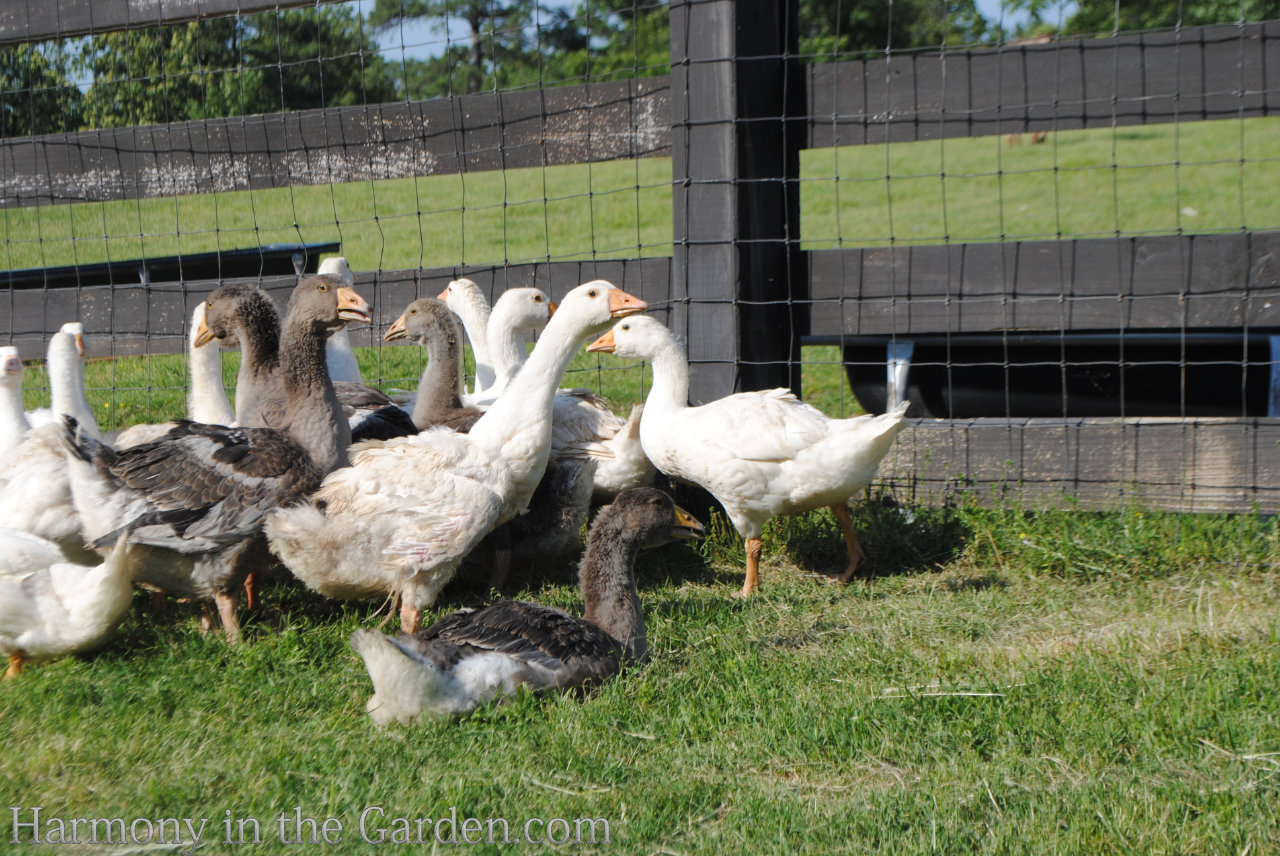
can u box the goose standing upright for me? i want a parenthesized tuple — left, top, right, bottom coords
(437, 278, 493, 395)
(266, 281, 647, 632)
(0, 346, 31, 458)
(25, 322, 98, 436)
(59, 276, 371, 640)
(350, 487, 704, 723)
(112, 300, 236, 448)
(318, 257, 364, 384)
(588, 315, 909, 596)
(383, 297, 483, 432)
(469, 287, 655, 501)
(0, 325, 101, 564)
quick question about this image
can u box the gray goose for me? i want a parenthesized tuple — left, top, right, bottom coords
(350, 487, 704, 723)
(216, 281, 415, 444)
(382, 297, 483, 433)
(58, 276, 371, 641)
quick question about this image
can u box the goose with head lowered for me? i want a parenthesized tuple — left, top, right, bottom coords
(588, 314, 909, 596)
(265, 280, 647, 632)
(350, 487, 704, 723)
(58, 276, 371, 641)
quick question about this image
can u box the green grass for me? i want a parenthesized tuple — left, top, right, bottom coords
(4, 117, 1280, 854)
(4, 118, 1278, 272)
(2, 497, 1277, 853)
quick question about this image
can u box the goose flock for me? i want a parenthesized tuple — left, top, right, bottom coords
(0, 259, 908, 721)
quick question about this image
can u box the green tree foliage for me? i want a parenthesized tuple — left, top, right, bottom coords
(76, 6, 395, 129)
(0, 43, 82, 138)
(244, 5, 397, 110)
(800, 0, 993, 57)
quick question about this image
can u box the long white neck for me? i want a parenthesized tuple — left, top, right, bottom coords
(466, 310, 596, 483)
(48, 335, 99, 438)
(641, 336, 692, 417)
(0, 373, 29, 454)
(188, 333, 234, 426)
(325, 327, 363, 384)
(451, 296, 493, 395)
(487, 303, 534, 389)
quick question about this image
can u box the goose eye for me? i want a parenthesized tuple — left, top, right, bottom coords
(410, 308, 417, 315)
(622, 323, 630, 331)
(533, 295, 543, 302)
(587, 289, 598, 298)
(319, 283, 329, 292)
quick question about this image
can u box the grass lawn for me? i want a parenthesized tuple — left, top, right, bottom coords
(1, 492, 1277, 853)
(2, 117, 1279, 854)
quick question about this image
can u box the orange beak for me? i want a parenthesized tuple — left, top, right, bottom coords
(608, 289, 646, 318)
(585, 329, 616, 354)
(384, 312, 408, 341)
(73, 333, 85, 358)
(337, 287, 373, 323)
(547, 301, 558, 317)
(436, 286, 450, 301)
(193, 307, 215, 347)
(671, 504, 705, 541)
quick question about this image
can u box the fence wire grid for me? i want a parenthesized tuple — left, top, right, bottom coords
(1, 0, 1278, 511)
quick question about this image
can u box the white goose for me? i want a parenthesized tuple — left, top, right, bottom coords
(319, 257, 364, 385)
(112, 300, 235, 448)
(0, 533, 133, 678)
(437, 278, 494, 396)
(265, 281, 647, 632)
(0, 325, 101, 564)
(0, 346, 31, 459)
(588, 314, 909, 596)
(465, 287, 655, 501)
(25, 322, 98, 436)
(0, 527, 66, 577)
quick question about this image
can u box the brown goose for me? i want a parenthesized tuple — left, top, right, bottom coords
(383, 297, 483, 433)
(58, 276, 371, 641)
(350, 487, 704, 723)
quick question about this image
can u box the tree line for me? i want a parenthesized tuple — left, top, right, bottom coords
(2, 0, 1275, 138)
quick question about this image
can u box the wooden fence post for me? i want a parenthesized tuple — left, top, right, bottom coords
(668, 0, 808, 404)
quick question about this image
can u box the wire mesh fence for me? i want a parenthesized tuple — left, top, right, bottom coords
(1, 0, 1277, 509)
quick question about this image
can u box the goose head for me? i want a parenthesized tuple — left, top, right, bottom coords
(383, 297, 459, 346)
(196, 284, 274, 348)
(55, 322, 86, 360)
(436, 278, 488, 314)
(491, 287, 556, 334)
(289, 274, 373, 334)
(585, 313, 676, 359)
(553, 280, 647, 340)
(0, 346, 23, 384)
(606, 487, 705, 549)
(317, 256, 356, 288)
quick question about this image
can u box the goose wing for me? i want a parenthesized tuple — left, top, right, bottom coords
(83, 419, 321, 550)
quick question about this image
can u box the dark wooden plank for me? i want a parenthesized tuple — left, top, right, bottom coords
(808, 21, 1280, 146)
(0, 258, 671, 359)
(878, 417, 1280, 513)
(0, 77, 671, 207)
(0, 0, 337, 46)
(807, 231, 1280, 337)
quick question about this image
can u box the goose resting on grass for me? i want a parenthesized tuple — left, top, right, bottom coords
(266, 280, 648, 633)
(59, 276, 370, 641)
(588, 315, 909, 596)
(0, 532, 133, 678)
(350, 487, 704, 723)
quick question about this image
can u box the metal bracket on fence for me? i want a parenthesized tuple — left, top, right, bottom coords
(887, 340, 914, 409)
(1270, 335, 1280, 417)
